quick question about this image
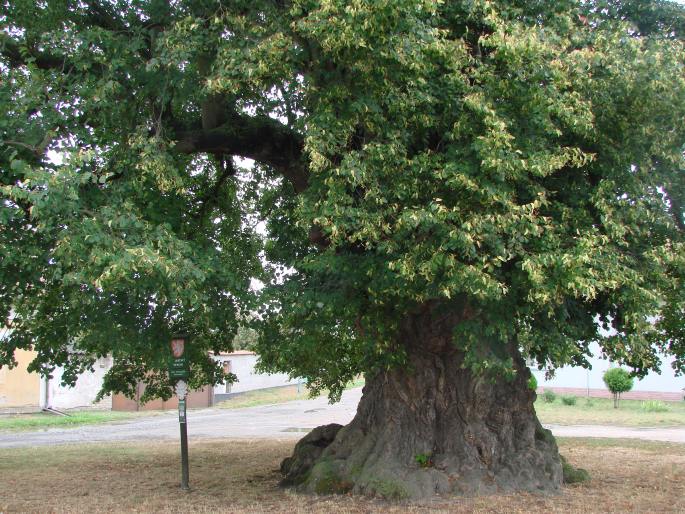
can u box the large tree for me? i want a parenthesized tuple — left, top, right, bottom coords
(1, 0, 684, 498)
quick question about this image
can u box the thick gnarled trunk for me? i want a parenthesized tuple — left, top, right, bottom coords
(281, 306, 563, 499)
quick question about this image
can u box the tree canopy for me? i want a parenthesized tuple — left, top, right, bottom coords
(1, 0, 684, 402)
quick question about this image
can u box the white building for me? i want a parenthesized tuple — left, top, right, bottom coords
(43, 356, 113, 410)
(212, 350, 297, 402)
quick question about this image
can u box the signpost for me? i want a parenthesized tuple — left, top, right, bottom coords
(169, 335, 190, 491)
(169, 336, 189, 381)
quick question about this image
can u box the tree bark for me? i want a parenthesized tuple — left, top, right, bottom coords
(281, 304, 563, 499)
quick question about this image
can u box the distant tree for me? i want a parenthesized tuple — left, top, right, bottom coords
(603, 367, 634, 408)
(232, 326, 258, 352)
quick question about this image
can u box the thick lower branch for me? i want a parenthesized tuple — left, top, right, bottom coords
(663, 186, 684, 233)
(175, 113, 308, 193)
(0, 34, 105, 73)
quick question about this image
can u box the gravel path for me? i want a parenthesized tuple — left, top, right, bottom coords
(1, 387, 683, 448)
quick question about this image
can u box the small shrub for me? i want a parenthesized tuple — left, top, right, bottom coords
(542, 389, 556, 403)
(414, 453, 432, 468)
(561, 395, 577, 406)
(603, 367, 634, 408)
(527, 375, 538, 391)
(641, 400, 669, 413)
(585, 398, 595, 408)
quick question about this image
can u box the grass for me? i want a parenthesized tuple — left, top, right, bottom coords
(216, 379, 365, 410)
(641, 400, 670, 413)
(534, 395, 685, 427)
(0, 410, 156, 432)
(215, 384, 312, 409)
(0, 437, 683, 513)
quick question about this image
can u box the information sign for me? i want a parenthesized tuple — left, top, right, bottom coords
(168, 337, 189, 380)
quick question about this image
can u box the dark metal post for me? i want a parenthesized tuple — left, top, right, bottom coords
(170, 335, 190, 491)
(179, 398, 190, 490)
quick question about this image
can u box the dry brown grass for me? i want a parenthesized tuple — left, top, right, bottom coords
(1, 437, 683, 513)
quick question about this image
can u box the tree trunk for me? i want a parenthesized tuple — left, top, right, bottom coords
(280, 304, 563, 499)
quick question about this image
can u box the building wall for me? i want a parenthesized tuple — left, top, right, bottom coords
(531, 342, 684, 396)
(112, 383, 213, 411)
(212, 352, 296, 397)
(45, 356, 113, 410)
(0, 349, 41, 408)
(113, 352, 295, 410)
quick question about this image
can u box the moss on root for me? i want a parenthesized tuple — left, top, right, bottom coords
(560, 455, 590, 484)
(307, 459, 410, 499)
(313, 474, 354, 495)
(365, 478, 410, 500)
(309, 460, 354, 495)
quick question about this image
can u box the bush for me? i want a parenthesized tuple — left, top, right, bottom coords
(603, 368, 634, 408)
(641, 400, 669, 413)
(561, 395, 577, 406)
(527, 375, 538, 391)
(585, 398, 595, 408)
(542, 389, 556, 403)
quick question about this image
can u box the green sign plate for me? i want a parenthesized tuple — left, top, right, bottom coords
(169, 356, 189, 379)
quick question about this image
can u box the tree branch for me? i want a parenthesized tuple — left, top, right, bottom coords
(1, 35, 66, 71)
(2, 130, 55, 158)
(175, 113, 308, 193)
(194, 158, 237, 223)
(0, 33, 105, 73)
(174, 111, 331, 247)
(663, 186, 685, 234)
(79, 2, 132, 33)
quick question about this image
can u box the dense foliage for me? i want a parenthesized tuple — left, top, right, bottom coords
(1, 0, 683, 401)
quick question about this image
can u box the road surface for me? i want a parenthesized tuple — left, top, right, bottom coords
(1, 387, 683, 448)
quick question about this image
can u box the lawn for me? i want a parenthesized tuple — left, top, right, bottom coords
(215, 378, 365, 409)
(214, 384, 312, 409)
(534, 396, 685, 427)
(0, 410, 156, 432)
(0, 437, 683, 513)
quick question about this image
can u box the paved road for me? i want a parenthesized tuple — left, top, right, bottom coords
(1, 387, 683, 449)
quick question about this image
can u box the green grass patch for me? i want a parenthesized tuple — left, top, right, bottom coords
(641, 400, 670, 413)
(541, 389, 557, 403)
(561, 395, 578, 406)
(215, 385, 310, 409)
(0, 410, 143, 432)
(216, 379, 364, 410)
(535, 396, 685, 427)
